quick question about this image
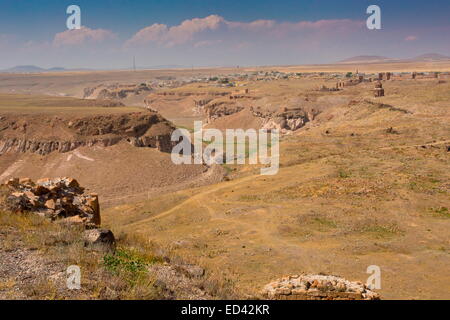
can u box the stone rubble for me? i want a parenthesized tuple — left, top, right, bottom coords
(2, 177, 101, 227)
(262, 274, 380, 300)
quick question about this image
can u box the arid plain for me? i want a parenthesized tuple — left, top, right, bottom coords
(0, 59, 449, 299)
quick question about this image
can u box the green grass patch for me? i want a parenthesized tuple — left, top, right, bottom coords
(296, 213, 338, 232)
(338, 169, 351, 179)
(103, 248, 162, 286)
(311, 217, 338, 228)
(429, 207, 450, 219)
(361, 224, 401, 239)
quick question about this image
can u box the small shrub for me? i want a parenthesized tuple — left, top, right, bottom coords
(103, 248, 161, 286)
(429, 207, 449, 219)
(338, 169, 351, 179)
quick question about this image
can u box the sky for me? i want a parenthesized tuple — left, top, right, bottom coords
(0, 0, 449, 69)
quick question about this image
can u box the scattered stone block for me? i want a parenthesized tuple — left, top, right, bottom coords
(83, 229, 115, 248)
(262, 274, 380, 300)
(176, 264, 205, 278)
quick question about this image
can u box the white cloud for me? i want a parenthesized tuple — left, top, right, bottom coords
(126, 15, 224, 47)
(167, 15, 224, 46)
(126, 15, 363, 47)
(227, 19, 276, 31)
(53, 26, 116, 47)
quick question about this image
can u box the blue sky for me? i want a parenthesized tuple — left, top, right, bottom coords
(1, 0, 449, 68)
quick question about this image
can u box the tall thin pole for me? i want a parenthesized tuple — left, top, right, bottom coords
(133, 56, 136, 72)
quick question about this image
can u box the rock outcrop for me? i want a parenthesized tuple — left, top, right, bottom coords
(0, 112, 177, 155)
(252, 107, 317, 134)
(83, 83, 152, 100)
(204, 102, 245, 123)
(83, 229, 115, 247)
(262, 274, 380, 300)
(2, 177, 101, 227)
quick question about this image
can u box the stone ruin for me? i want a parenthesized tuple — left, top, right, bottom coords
(2, 177, 101, 227)
(262, 274, 380, 300)
(374, 81, 385, 97)
(378, 72, 392, 81)
(336, 74, 365, 89)
(318, 85, 340, 92)
(1, 177, 116, 247)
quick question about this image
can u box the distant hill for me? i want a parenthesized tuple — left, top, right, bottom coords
(137, 64, 187, 70)
(338, 53, 450, 64)
(0, 65, 89, 73)
(1, 64, 186, 73)
(47, 67, 67, 72)
(338, 56, 392, 64)
(2, 65, 47, 73)
(411, 53, 450, 61)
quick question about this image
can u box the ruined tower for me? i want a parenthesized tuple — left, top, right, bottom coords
(374, 81, 385, 97)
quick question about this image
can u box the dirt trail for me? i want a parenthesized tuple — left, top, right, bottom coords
(380, 139, 450, 150)
(125, 135, 450, 228)
(126, 173, 258, 227)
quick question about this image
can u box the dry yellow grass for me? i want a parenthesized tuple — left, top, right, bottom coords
(0, 186, 239, 300)
(1, 64, 449, 299)
(0, 93, 143, 115)
(103, 78, 450, 300)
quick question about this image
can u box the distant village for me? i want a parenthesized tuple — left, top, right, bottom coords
(144, 69, 450, 90)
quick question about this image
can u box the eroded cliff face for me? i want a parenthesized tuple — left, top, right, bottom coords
(142, 87, 329, 134)
(202, 102, 320, 134)
(83, 83, 152, 100)
(0, 112, 177, 155)
(188, 92, 322, 134)
(252, 107, 318, 133)
(204, 101, 245, 124)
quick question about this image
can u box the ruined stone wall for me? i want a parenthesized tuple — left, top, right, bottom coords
(262, 274, 380, 300)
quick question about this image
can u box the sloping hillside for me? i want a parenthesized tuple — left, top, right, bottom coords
(103, 79, 450, 299)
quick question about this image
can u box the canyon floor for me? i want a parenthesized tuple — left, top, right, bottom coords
(0, 61, 449, 299)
